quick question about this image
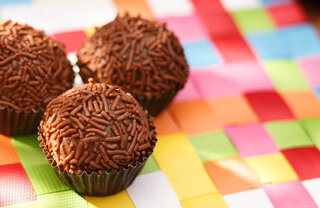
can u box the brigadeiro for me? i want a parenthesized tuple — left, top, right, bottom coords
(0, 21, 74, 136)
(39, 79, 157, 196)
(77, 13, 189, 116)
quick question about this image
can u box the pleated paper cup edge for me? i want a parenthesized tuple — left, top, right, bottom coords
(37, 115, 157, 196)
(0, 106, 43, 136)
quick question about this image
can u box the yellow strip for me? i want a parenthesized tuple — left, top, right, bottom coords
(153, 134, 218, 200)
(84, 27, 96, 38)
(181, 193, 228, 208)
(246, 153, 298, 184)
(3, 201, 41, 208)
(85, 190, 135, 208)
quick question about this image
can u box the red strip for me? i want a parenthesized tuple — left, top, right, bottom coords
(267, 2, 307, 27)
(212, 33, 256, 62)
(191, 0, 255, 62)
(245, 91, 295, 122)
(191, 0, 239, 38)
(53, 30, 88, 53)
(0, 163, 37, 207)
(282, 147, 320, 180)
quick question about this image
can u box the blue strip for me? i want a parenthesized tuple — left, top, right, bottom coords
(278, 24, 320, 58)
(246, 31, 289, 60)
(260, 0, 292, 6)
(183, 39, 221, 67)
(0, 0, 32, 6)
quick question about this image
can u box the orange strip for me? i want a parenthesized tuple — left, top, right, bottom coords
(204, 156, 260, 195)
(0, 134, 20, 165)
(153, 109, 180, 136)
(207, 96, 259, 126)
(169, 100, 222, 136)
(281, 91, 320, 119)
(113, 0, 154, 20)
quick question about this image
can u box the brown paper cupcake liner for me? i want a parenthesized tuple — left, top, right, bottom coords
(52, 155, 149, 196)
(38, 117, 157, 196)
(135, 89, 178, 116)
(0, 106, 43, 136)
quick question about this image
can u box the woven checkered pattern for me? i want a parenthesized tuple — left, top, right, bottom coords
(1, 0, 320, 207)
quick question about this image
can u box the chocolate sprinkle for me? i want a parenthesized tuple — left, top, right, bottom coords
(39, 79, 156, 174)
(77, 13, 189, 97)
(0, 21, 74, 111)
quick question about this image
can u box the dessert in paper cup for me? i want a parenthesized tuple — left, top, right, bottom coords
(0, 21, 74, 135)
(38, 79, 157, 196)
(77, 13, 189, 116)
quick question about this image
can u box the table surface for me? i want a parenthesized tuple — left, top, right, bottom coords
(1, 0, 320, 207)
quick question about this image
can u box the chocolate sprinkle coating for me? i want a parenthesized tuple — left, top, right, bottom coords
(0, 21, 74, 112)
(77, 13, 189, 98)
(39, 79, 156, 175)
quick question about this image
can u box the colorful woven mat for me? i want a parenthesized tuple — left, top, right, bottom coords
(1, 0, 320, 207)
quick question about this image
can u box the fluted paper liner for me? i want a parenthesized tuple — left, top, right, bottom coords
(38, 117, 157, 196)
(0, 106, 43, 136)
(135, 88, 178, 116)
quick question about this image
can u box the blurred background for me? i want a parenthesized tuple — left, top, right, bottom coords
(2, 0, 320, 208)
(298, 0, 320, 32)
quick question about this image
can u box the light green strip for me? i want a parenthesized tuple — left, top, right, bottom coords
(231, 9, 275, 34)
(264, 121, 313, 149)
(140, 155, 160, 175)
(11, 134, 47, 167)
(11, 134, 70, 195)
(263, 60, 309, 91)
(189, 131, 238, 162)
(300, 118, 320, 147)
(38, 190, 88, 208)
(24, 163, 70, 195)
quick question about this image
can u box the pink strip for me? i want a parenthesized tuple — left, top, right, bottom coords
(225, 123, 279, 157)
(191, 68, 241, 99)
(298, 56, 320, 87)
(173, 75, 201, 103)
(157, 14, 209, 42)
(226, 62, 274, 92)
(263, 181, 318, 208)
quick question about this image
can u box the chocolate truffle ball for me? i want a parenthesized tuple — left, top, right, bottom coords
(77, 14, 189, 116)
(0, 21, 74, 135)
(39, 79, 156, 176)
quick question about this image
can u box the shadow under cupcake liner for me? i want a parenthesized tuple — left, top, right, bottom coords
(0, 106, 43, 136)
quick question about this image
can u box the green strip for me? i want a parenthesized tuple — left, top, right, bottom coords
(263, 60, 309, 91)
(300, 118, 320, 147)
(11, 134, 47, 167)
(189, 131, 238, 162)
(24, 163, 70, 195)
(12, 135, 70, 195)
(264, 121, 313, 149)
(140, 155, 160, 175)
(231, 9, 275, 34)
(38, 190, 88, 208)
